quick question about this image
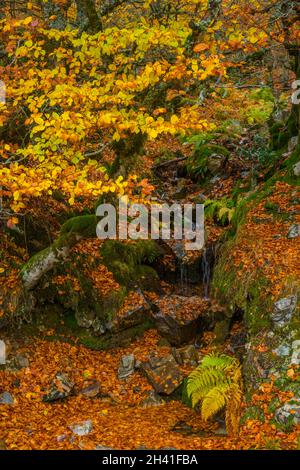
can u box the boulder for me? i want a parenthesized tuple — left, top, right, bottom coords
(271, 296, 297, 328)
(161, 240, 204, 284)
(42, 372, 74, 402)
(150, 295, 209, 346)
(112, 292, 151, 332)
(140, 354, 184, 395)
(172, 344, 199, 366)
(118, 354, 135, 380)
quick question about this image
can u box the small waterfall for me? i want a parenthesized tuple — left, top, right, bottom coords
(180, 262, 189, 295)
(201, 247, 211, 300)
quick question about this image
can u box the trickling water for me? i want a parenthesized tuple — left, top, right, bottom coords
(180, 262, 189, 295)
(202, 247, 211, 300)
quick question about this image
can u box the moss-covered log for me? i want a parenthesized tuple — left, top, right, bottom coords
(21, 215, 97, 291)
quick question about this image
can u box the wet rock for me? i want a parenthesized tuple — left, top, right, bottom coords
(172, 344, 199, 366)
(69, 420, 93, 436)
(287, 224, 300, 239)
(140, 354, 184, 395)
(271, 296, 297, 328)
(140, 390, 164, 408)
(162, 240, 205, 284)
(0, 391, 14, 405)
(112, 295, 151, 332)
(42, 372, 74, 402)
(275, 401, 300, 426)
(80, 380, 101, 398)
(151, 295, 209, 346)
(118, 354, 135, 380)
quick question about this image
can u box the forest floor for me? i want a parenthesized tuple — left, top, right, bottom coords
(0, 329, 299, 450)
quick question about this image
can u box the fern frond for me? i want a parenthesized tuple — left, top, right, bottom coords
(201, 382, 231, 421)
(225, 383, 242, 435)
(186, 366, 226, 404)
(201, 353, 236, 369)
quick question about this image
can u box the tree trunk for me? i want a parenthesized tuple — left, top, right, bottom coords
(21, 215, 97, 290)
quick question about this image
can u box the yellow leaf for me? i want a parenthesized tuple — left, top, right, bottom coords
(23, 16, 33, 25)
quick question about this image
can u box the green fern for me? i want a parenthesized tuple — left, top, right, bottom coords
(183, 353, 243, 435)
(204, 199, 235, 225)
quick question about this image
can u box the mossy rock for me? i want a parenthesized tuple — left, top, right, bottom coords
(100, 239, 162, 288)
(13, 306, 153, 350)
(186, 144, 230, 180)
(212, 319, 231, 344)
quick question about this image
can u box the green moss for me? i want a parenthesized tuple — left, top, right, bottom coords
(186, 143, 230, 179)
(60, 214, 97, 239)
(241, 406, 265, 424)
(212, 237, 272, 335)
(14, 307, 153, 350)
(213, 319, 231, 344)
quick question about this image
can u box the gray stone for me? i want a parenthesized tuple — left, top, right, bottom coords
(288, 136, 299, 153)
(69, 420, 93, 436)
(80, 380, 101, 398)
(172, 344, 199, 366)
(118, 354, 135, 380)
(0, 340, 6, 365)
(273, 344, 291, 357)
(141, 354, 184, 395)
(75, 309, 106, 335)
(291, 340, 300, 365)
(15, 354, 29, 369)
(275, 401, 300, 426)
(293, 161, 300, 178)
(271, 296, 297, 327)
(42, 372, 74, 402)
(287, 224, 300, 239)
(140, 390, 164, 408)
(0, 392, 14, 405)
(95, 445, 114, 450)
